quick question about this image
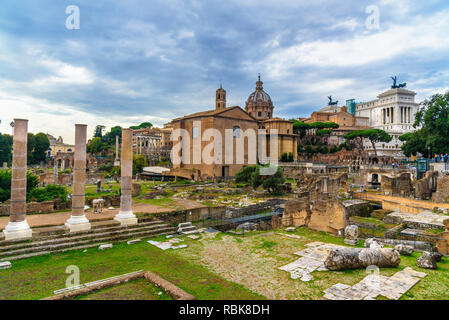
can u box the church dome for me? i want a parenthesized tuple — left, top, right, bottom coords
(245, 74, 274, 121)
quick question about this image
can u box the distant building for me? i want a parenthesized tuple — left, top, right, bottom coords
(132, 127, 173, 165)
(46, 134, 74, 157)
(170, 76, 297, 180)
(355, 87, 419, 158)
(304, 106, 370, 145)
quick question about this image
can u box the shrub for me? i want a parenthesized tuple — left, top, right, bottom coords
(0, 169, 39, 202)
(235, 165, 257, 184)
(29, 184, 69, 203)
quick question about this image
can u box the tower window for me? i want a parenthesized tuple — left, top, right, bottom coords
(258, 112, 262, 117)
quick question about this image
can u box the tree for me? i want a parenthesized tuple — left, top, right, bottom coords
(133, 154, 148, 175)
(292, 121, 310, 138)
(0, 170, 39, 202)
(31, 133, 50, 164)
(26, 133, 50, 165)
(400, 131, 427, 157)
(262, 166, 285, 195)
(29, 185, 69, 203)
(94, 125, 106, 138)
(235, 164, 285, 195)
(102, 126, 122, 146)
(0, 134, 13, 165)
(87, 137, 103, 155)
(401, 91, 449, 156)
(235, 165, 257, 184)
(344, 129, 392, 156)
(130, 122, 153, 130)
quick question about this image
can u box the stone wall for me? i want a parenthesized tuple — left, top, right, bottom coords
(414, 171, 438, 200)
(279, 195, 348, 235)
(432, 176, 449, 203)
(225, 199, 286, 218)
(381, 172, 413, 197)
(39, 172, 104, 186)
(150, 206, 227, 224)
(0, 201, 55, 216)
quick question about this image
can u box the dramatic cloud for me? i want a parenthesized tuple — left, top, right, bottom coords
(0, 0, 448, 142)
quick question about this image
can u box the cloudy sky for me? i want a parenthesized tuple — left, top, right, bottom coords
(1, 0, 449, 143)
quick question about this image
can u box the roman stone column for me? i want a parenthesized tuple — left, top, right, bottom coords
(3, 119, 33, 240)
(65, 124, 91, 232)
(114, 128, 138, 226)
(114, 135, 120, 166)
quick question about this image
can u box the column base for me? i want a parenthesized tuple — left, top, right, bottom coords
(114, 211, 138, 226)
(65, 215, 91, 233)
(3, 220, 33, 241)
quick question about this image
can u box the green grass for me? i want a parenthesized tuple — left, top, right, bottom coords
(77, 278, 173, 300)
(135, 197, 176, 207)
(0, 237, 264, 300)
(350, 216, 398, 229)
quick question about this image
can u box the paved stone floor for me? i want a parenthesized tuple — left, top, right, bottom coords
(0, 199, 205, 230)
(148, 237, 187, 250)
(323, 267, 427, 300)
(278, 242, 347, 281)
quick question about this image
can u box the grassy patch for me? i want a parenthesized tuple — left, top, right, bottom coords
(0, 237, 264, 300)
(77, 278, 173, 300)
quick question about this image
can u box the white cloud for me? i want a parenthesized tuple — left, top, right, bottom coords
(34, 58, 94, 86)
(256, 9, 449, 78)
(328, 18, 361, 31)
(177, 29, 195, 40)
(0, 90, 172, 143)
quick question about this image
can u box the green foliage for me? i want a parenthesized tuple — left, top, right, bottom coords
(292, 121, 310, 138)
(133, 154, 148, 175)
(309, 121, 339, 129)
(251, 166, 263, 189)
(105, 166, 121, 179)
(101, 126, 122, 146)
(261, 166, 285, 195)
(400, 131, 427, 157)
(98, 163, 114, 172)
(316, 129, 332, 136)
(280, 152, 294, 162)
(87, 137, 104, 155)
(401, 91, 449, 156)
(94, 125, 106, 138)
(0, 170, 39, 202)
(0, 134, 13, 165)
(29, 184, 69, 203)
(26, 133, 50, 165)
(130, 122, 153, 130)
(344, 128, 392, 155)
(235, 165, 285, 195)
(235, 165, 257, 184)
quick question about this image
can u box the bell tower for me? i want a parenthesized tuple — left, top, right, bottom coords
(216, 83, 226, 110)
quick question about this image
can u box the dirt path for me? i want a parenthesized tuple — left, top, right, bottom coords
(0, 199, 206, 230)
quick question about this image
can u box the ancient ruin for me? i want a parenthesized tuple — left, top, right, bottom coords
(2, 119, 33, 240)
(114, 128, 138, 226)
(65, 124, 91, 232)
